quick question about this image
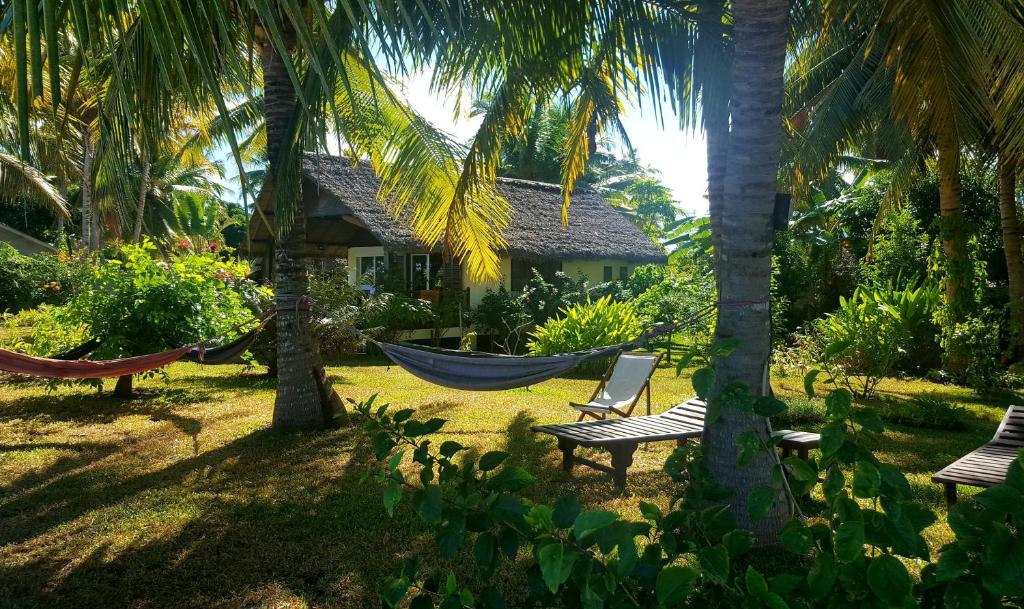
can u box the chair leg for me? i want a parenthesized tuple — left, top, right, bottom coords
(558, 438, 578, 473)
(943, 482, 958, 507)
(609, 442, 638, 491)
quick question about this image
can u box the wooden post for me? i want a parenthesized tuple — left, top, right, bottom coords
(557, 438, 577, 473)
(609, 442, 638, 491)
(944, 482, 958, 507)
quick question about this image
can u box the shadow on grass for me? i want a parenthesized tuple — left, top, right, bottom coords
(0, 423, 431, 609)
(0, 387, 215, 426)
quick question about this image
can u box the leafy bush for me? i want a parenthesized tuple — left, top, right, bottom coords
(859, 207, 932, 287)
(356, 292, 435, 344)
(0, 243, 94, 314)
(358, 374, 1024, 609)
(471, 286, 533, 354)
(938, 309, 1003, 391)
(527, 295, 641, 372)
(520, 269, 593, 326)
(26, 241, 267, 359)
(309, 267, 365, 357)
(812, 280, 940, 398)
(873, 394, 966, 430)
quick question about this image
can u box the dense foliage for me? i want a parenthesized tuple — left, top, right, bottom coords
(0, 243, 93, 313)
(528, 295, 642, 373)
(808, 280, 941, 398)
(358, 371, 1024, 609)
(21, 241, 268, 359)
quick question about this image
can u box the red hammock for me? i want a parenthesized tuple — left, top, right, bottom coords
(0, 346, 192, 379)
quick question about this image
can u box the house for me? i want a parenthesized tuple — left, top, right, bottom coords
(0, 221, 55, 255)
(247, 155, 666, 313)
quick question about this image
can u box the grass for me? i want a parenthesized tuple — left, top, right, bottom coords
(0, 358, 1018, 609)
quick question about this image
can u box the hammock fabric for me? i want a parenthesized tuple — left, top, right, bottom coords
(48, 337, 102, 360)
(374, 341, 632, 391)
(183, 327, 262, 365)
(0, 346, 192, 380)
(368, 307, 715, 391)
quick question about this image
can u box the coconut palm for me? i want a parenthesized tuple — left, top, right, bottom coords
(786, 1, 1024, 372)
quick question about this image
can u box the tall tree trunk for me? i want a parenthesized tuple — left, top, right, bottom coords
(999, 152, 1023, 360)
(114, 374, 133, 398)
(703, 0, 792, 545)
(132, 153, 151, 243)
(262, 39, 336, 430)
(699, 0, 730, 282)
(937, 130, 969, 373)
(81, 128, 94, 250)
(938, 131, 966, 307)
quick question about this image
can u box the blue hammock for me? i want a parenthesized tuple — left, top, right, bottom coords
(373, 341, 631, 391)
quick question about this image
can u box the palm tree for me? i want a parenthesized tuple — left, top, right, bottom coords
(786, 0, 1024, 372)
(701, 0, 793, 543)
(998, 154, 1024, 358)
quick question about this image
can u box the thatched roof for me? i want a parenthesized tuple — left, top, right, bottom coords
(255, 155, 666, 263)
(299, 154, 667, 262)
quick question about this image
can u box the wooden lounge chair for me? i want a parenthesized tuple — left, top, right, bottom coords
(533, 397, 821, 490)
(932, 405, 1024, 506)
(571, 351, 663, 421)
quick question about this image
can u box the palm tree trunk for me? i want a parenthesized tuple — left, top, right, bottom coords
(937, 130, 968, 373)
(700, 0, 729, 281)
(938, 131, 966, 306)
(262, 38, 335, 430)
(999, 152, 1023, 359)
(132, 153, 151, 243)
(703, 0, 792, 545)
(81, 128, 94, 250)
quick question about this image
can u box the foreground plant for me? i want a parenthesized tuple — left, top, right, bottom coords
(356, 372, 1024, 608)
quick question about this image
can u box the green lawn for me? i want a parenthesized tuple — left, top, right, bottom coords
(0, 358, 1017, 609)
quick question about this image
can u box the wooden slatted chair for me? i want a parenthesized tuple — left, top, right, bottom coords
(534, 398, 823, 491)
(571, 351, 663, 421)
(932, 405, 1024, 505)
(534, 397, 707, 489)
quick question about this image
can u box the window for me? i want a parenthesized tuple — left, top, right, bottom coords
(511, 259, 562, 292)
(409, 253, 443, 291)
(620, 266, 629, 281)
(603, 266, 613, 282)
(357, 255, 386, 285)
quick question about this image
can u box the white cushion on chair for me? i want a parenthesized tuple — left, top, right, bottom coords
(570, 352, 659, 413)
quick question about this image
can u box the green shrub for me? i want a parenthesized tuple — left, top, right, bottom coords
(356, 292, 435, 344)
(359, 376, 1024, 609)
(873, 394, 966, 430)
(471, 286, 532, 354)
(528, 295, 641, 372)
(937, 309, 1003, 391)
(0, 243, 94, 314)
(521, 269, 593, 325)
(774, 396, 826, 426)
(813, 280, 940, 398)
(309, 267, 365, 357)
(28, 241, 267, 359)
